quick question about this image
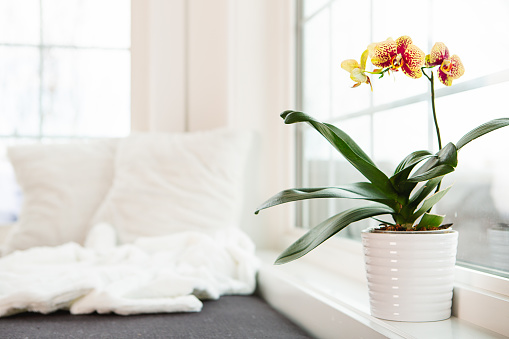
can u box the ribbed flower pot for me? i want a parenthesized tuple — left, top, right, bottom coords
(361, 228, 458, 322)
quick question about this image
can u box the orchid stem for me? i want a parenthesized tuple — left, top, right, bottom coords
(423, 68, 443, 197)
(429, 71, 442, 150)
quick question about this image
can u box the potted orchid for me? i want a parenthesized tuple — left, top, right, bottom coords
(255, 36, 509, 321)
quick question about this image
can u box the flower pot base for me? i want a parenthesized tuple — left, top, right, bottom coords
(370, 304, 453, 322)
(362, 228, 458, 322)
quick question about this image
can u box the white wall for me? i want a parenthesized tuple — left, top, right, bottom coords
(131, 0, 187, 132)
(130, 0, 295, 249)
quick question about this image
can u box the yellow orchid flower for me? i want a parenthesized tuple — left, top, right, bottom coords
(341, 49, 372, 90)
(425, 42, 465, 86)
(369, 36, 425, 79)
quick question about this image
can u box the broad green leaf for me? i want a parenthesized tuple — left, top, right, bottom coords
(275, 204, 395, 264)
(411, 186, 451, 221)
(407, 164, 455, 183)
(436, 142, 458, 167)
(371, 217, 396, 226)
(416, 213, 445, 230)
(280, 111, 397, 198)
(413, 143, 458, 177)
(402, 176, 444, 217)
(254, 183, 394, 214)
(282, 111, 375, 166)
(456, 118, 509, 150)
(391, 150, 433, 193)
(412, 157, 438, 178)
(400, 143, 456, 196)
(324, 123, 376, 167)
(394, 150, 433, 175)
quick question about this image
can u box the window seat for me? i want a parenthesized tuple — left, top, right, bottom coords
(0, 295, 312, 339)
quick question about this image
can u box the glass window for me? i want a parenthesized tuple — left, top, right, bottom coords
(297, 0, 509, 277)
(0, 0, 131, 224)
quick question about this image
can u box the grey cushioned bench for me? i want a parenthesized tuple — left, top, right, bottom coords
(0, 295, 313, 338)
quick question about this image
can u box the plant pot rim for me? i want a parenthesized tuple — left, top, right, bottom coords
(362, 227, 457, 235)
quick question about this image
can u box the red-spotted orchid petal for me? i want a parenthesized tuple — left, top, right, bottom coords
(426, 42, 465, 86)
(369, 38, 397, 69)
(437, 54, 465, 86)
(426, 42, 449, 67)
(398, 37, 425, 79)
(370, 36, 424, 79)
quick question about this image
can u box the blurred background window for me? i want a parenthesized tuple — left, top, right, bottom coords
(0, 0, 131, 224)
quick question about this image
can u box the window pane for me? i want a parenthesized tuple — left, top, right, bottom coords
(331, 0, 371, 116)
(372, 75, 428, 106)
(300, 126, 332, 228)
(42, 0, 130, 48)
(0, 0, 40, 45)
(0, 1, 130, 225)
(372, 102, 429, 173)
(435, 82, 509, 274)
(41, 48, 130, 137)
(301, 9, 330, 119)
(371, 0, 429, 105)
(371, 0, 429, 44)
(333, 116, 374, 240)
(300, 116, 374, 231)
(431, 0, 509, 81)
(0, 46, 40, 136)
(297, 0, 509, 279)
(303, 0, 328, 18)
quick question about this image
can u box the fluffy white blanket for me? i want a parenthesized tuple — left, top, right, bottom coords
(0, 224, 259, 317)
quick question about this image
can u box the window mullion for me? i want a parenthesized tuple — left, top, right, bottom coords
(326, 71, 509, 126)
(327, 1, 334, 218)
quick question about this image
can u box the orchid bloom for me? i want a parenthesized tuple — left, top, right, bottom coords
(368, 36, 425, 79)
(341, 49, 372, 89)
(425, 42, 465, 86)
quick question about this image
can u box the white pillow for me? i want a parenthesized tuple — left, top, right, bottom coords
(3, 139, 117, 254)
(91, 129, 253, 244)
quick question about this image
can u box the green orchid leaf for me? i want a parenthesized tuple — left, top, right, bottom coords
(411, 186, 451, 221)
(371, 217, 396, 226)
(400, 143, 456, 196)
(394, 150, 434, 175)
(274, 204, 395, 265)
(324, 123, 376, 166)
(413, 143, 458, 177)
(456, 118, 509, 150)
(416, 213, 445, 230)
(280, 111, 397, 198)
(412, 156, 439, 178)
(281, 111, 375, 165)
(254, 183, 394, 215)
(404, 176, 444, 215)
(437, 142, 458, 167)
(407, 164, 455, 183)
(436, 142, 459, 167)
(390, 150, 433, 193)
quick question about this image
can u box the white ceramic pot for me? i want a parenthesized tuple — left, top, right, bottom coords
(361, 228, 458, 322)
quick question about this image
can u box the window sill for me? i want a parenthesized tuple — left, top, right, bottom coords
(256, 242, 508, 338)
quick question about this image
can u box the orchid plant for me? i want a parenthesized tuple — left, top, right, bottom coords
(255, 36, 509, 265)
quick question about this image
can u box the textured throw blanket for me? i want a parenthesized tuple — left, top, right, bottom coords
(0, 224, 258, 317)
